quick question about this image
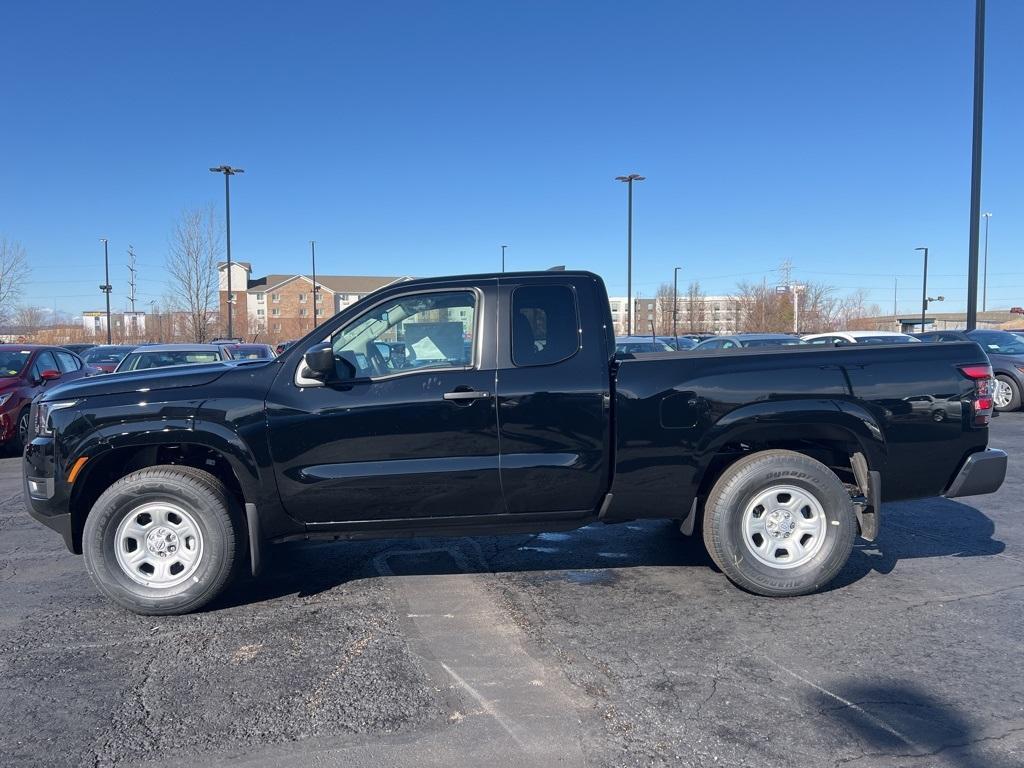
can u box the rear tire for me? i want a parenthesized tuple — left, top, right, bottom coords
(994, 375, 1021, 412)
(83, 466, 244, 615)
(10, 409, 29, 455)
(702, 450, 856, 597)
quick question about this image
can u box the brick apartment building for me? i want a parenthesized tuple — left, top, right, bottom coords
(218, 262, 412, 342)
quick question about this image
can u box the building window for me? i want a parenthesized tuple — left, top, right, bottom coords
(257, 309, 265, 317)
(315, 308, 324, 317)
(339, 294, 349, 302)
(299, 308, 308, 317)
(299, 293, 307, 303)
(273, 323, 281, 332)
(271, 293, 280, 303)
(315, 292, 323, 303)
(228, 292, 236, 301)
(256, 292, 265, 301)
(271, 308, 280, 317)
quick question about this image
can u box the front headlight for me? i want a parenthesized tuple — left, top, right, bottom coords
(34, 400, 78, 438)
(0, 393, 11, 408)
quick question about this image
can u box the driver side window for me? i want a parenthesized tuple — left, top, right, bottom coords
(331, 290, 476, 378)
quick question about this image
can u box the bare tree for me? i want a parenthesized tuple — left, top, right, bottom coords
(0, 238, 32, 326)
(13, 305, 47, 339)
(166, 206, 222, 342)
(683, 281, 708, 333)
(655, 282, 676, 335)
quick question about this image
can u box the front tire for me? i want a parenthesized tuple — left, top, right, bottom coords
(994, 374, 1021, 412)
(83, 466, 243, 615)
(702, 450, 856, 597)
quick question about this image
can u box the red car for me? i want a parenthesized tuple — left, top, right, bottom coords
(0, 345, 96, 451)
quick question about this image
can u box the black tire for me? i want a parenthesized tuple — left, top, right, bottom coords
(702, 449, 856, 597)
(82, 465, 244, 615)
(994, 374, 1021, 412)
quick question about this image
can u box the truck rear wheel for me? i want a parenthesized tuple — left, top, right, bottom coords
(702, 450, 855, 597)
(82, 466, 244, 615)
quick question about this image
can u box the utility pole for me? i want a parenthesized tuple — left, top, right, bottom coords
(209, 165, 244, 338)
(99, 238, 112, 344)
(672, 266, 681, 345)
(916, 247, 929, 332)
(615, 173, 645, 335)
(310, 240, 318, 330)
(982, 212, 992, 311)
(126, 245, 137, 314)
(501, 244, 507, 272)
(893, 276, 898, 323)
(966, 0, 986, 330)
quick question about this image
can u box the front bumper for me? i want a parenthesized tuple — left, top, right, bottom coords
(24, 436, 77, 552)
(944, 448, 1008, 498)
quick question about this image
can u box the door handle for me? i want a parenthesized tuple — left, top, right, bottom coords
(443, 389, 490, 401)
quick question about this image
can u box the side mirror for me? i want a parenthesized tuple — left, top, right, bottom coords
(302, 343, 335, 381)
(40, 369, 62, 382)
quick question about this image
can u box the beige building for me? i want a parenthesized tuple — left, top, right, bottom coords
(608, 295, 742, 336)
(218, 262, 412, 342)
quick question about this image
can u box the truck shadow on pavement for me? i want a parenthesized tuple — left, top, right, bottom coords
(806, 679, 1019, 768)
(830, 497, 1006, 590)
(214, 497, 1005, 610)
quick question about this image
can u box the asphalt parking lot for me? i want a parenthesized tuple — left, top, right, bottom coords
(1, 417, 1022, 768)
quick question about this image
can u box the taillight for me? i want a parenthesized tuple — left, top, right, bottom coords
(959, 364, 994, 426)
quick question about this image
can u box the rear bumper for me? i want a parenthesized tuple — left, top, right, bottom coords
(944, 448, 1008, 498)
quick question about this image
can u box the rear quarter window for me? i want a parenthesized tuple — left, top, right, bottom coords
(512, 285, 580, 366)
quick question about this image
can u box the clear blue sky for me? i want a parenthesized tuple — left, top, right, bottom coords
(2, 1, 1022, 317)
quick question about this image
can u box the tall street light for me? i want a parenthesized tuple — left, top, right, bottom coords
(672, 266, 681, 345)
(501, 244, 507, 272)
(916, 247, 929, 332)
(209, 165, 244, 338)
(982, 212, 992, 311)
(966, 0, 987, 330)
(615, 173, 645, 335)
(99, 238, 112, 344)
(310, 240, 318, 330)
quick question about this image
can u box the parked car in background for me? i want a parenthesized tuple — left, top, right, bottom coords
(656, 336, 696, 351)
(915, 329, 1024, 411)
(694, 333, 805, 350)
(614, 336, 676, 356)
(802, 331, 921, 345)
(0, 345, 94, 451)
(210, 338, 243, 345)
(226, 343, 276, 360)
(62, 343, 97, 355)
(113, 344, 233, 373)
(81, 345, 137, 373)
(275, 339, 298, 355)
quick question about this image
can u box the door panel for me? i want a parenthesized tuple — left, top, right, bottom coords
(267, 282, 503, 524)
(496, 278, 611, 514)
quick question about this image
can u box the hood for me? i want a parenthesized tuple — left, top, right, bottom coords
(40, 363, 233, 402)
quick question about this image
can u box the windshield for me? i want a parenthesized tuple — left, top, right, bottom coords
(119, 350, 223, 371)
(857, 335, 919, 344)
(616, 341, 674, 354)
(0, 350, 31, 377)
(83, 347, 134, 364)
(742, 338, 804, 347)
(231, 346, 273, 360)
(970, 331, 1024, 355)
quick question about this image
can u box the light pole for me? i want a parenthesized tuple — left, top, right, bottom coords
(310, 240, 318, 330)
(209, 165, 244, 338)
(916, 247, 929, 332)
(501, 244, 507, 272)
(982, 212, 992, 311)
(672, 266, 681, 345)
(966, 0, 986, 331)
(615, 173, 645, 335)
(99, 238, 112, 344)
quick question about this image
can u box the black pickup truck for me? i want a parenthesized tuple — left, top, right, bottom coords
(24, 271, 1007, 614)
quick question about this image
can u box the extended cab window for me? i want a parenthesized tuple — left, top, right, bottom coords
(512, 285, 579, 366)
(332, 290, 476, 378)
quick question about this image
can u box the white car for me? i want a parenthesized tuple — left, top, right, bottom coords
(802, 331, 921, 345)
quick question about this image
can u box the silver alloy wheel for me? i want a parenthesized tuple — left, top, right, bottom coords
(741, 484, 827, 569)
(113, 501, 204, 588)
(994, 379, 1013, 409)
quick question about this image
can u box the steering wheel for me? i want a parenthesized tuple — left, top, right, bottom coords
(365, 341, 389, 377)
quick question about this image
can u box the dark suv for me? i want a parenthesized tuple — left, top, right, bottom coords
(0, 345, 94, 451)
(916, 329, 1024, 411)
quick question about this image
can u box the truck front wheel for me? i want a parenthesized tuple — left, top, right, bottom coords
(702, 450, 856, 597)
(82, 466, 244, 615)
